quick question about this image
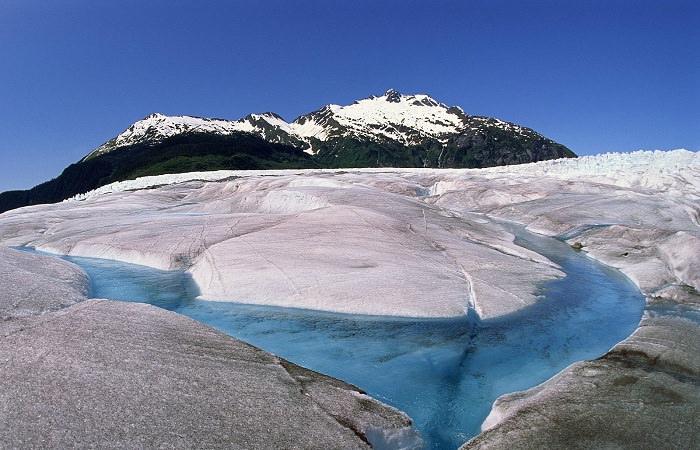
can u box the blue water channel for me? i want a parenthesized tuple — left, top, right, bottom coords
(26, 227, 645, 449)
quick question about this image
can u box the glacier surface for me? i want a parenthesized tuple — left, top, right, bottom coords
(1, 148, 698, 448)
(9, 149, 695, 320)
(0, 247, 419, 449)
(4, 172, 565, 320)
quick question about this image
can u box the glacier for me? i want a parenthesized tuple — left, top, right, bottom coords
(10, 172, 565, 319)
(1, 148, 698, 448)
(46, 225, 644, 449)
(0, 260, 417, 449)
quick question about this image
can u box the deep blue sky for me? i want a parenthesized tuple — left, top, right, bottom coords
(1, 0, 698, 192)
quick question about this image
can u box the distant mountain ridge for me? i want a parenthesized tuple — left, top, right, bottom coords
(0, 89, 575, 213)
(85, 89, 573, 168)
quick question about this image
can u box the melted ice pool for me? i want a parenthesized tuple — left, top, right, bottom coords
(28, 228, 645, 449)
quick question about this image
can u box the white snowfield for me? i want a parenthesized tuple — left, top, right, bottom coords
(290, 90, 469, 144)
(1, 149, 698, 322)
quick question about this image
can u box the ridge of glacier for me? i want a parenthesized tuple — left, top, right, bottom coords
(72, 149, 699, 201)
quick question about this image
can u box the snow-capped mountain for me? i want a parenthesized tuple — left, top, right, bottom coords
(290, 89, 469, 145)
(84, 89, 574, 167)
(84, 112, 304, 160)
(0, 90, 576, 214)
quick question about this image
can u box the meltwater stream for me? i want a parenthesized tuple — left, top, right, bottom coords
(32, 228, 645, 449)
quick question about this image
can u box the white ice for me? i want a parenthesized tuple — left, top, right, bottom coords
(0, 246, 90, 319)
(1, 174, 561, 319)
(1, 149, 698, 322)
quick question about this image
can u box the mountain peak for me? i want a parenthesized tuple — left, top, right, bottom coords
(83, 113, 247, 161)
(288, 89, 469, 147)
(384, 89, 402, 103)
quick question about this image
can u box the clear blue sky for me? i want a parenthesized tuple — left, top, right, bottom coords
(1, 0, 698, 192)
